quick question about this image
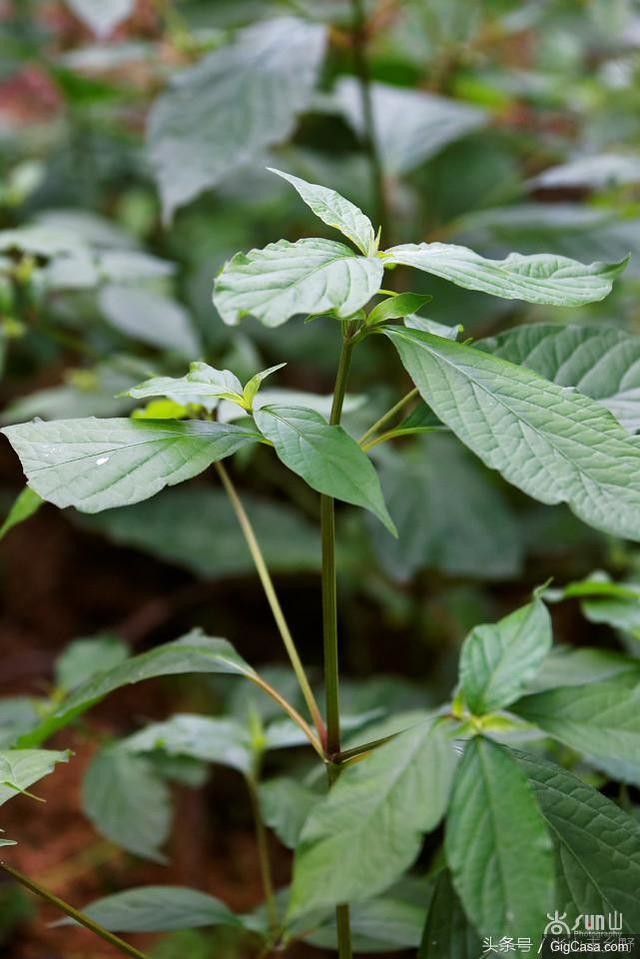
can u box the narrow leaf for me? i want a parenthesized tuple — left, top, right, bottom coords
(367, 293, 433, 327)
(0, 487, 42, 540)
(420, 870, 480, 959)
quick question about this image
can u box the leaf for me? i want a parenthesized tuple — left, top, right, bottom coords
(549, 571, 640, 636)
(80, 487, 320, 578)
(515, 749, 640, 927)
(259, 778, 320, 849)
(478, 324, 640, 432)
(513, 677, 640, 785)
(147, 17, 327, 217)
(445, 738, 554, 939)
(458, 598, 552, 715)
(254, 405, 395, 533)
(367, 293, 433, 327)
(530, 153, 640, 190)
(241, 363, 286, 409)
(65, 0, 134, 37)
(419, 870, 480, 959)
(1, 417, 259, 513)
(269, 168, 376, 256)
(83, 747, 171, 862)
(0, 488, 42, 540)
(404, 315, 462, 339)
(383, 243, 627, 306)
(18, 630, 255, 747)
(55, 635, 129, 692)
(305, 895, 425, 952)
(123, 714, 253, 776)
(524, 646, 640, 694)
(127, 364, 244, 407)
(0, 750, 70, 806)
(385, 328, 640, 541)
(65, 886, 241, 932)
(213, 238, 384, 328)
(0, 699, 42, 749)
(336, 79, 486, 175)
(99, 286, 201, 358)
(288, 716, 458, 917)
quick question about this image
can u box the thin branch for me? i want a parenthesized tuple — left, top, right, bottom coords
(358, 387, 418, 446)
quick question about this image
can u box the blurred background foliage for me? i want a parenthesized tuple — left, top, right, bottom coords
(2, 0, 640, 955)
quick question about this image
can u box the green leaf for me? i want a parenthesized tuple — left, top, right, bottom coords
(126, 364, 244, 407)
(65, 886, 241, 932)
(445, 738, 554, 939)
(549, 571, 640, 636)
(367, 293, 433, 327)
(55, 635, 129, 692)
(259, 778, 320, 849)
(18, 630, 255, 747)
(513, 677, 640, 785)
(213, 238, 384, 328)
(404, 314, 462, 339)
(0, 699, 42, 749)
(515, 749, 640, 927)
(531, 153, 640, 190)
(419, 870, 480, 959)
(385, 328, 640, 541)
(458, 598, 552, 715)
(1, 417, 259, 513)
(383, 243, 627, 306)
(242, 363, 286, 409)
(254, 405, 395, 533)
(65, 0, 134, 37)
(123, 714, 253, 776)
(524, 646, 640, 694)
(270, 168, 377, 256)
(83, 747, 171, 862)
(147, 17, 327, 217)
(478, 324, 640, 432)
(0, 749, 70, 806)
(305, 894, 425, 952)
(0, 488, 42, 540)
(289, 716, 458, 917)
(99, 286, 201, 358)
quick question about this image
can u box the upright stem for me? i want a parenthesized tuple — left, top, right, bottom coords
(215, 462, 326, 744)
(246, 773, 279, 941)
(0, 862, 149, 959)
(350, 0, 388, 242)
(321, 330, 356, 959)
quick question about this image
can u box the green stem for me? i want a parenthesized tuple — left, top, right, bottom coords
(0, 862, 149, 959)
(249, 673, 324, 759)
(215, 461, 326, 745)
(246, 772, 279, 940)
(358, 387, 418, 447)
(322, 329, 356, 959)
(350, 0, 388, 242)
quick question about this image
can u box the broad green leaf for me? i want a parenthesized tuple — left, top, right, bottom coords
(403, 314, 461, 339)
(289, 716, 458, 917)
(1, 417, 259, 513)
(65, 0, 134, 37)
(367, 293, 433, 327)
(478, 324, 640, 432)
(147, 17, 327, 217)
(385, 328, 640, 541)
(123, 714, 253, 776)
(83, 747, 171, 862)
(336, 79, 486, 175)
(458, 598, 552, 715)
(18, 630, 255, 747)
(515, 750, 640, 927)
(81, 487, 320, 578)
(99, 286, 201, 358)
(531, 153, 640, 190)
(524, 646, 640, 694)
(126, 364, 244, 407)
(66, 886, 241, 932)
(0, 699, 42, 749)
(270, 168, 376, 256)
(419, 870, 480, 959)
(0, 750, 69, 805)
(55, 635, 129, 692)
(259, 778, 320, 849)
(306, 895, 425, 953)
(0, 488, 42, 540)
(383, 243, 626, 306)
(513, 677, 640, 785)
(254, 405, 395, 533)
(213, 238, 384, 328)
(445, 738, 553, 939)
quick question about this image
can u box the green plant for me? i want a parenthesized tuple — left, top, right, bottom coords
(2, 169, 640, 956)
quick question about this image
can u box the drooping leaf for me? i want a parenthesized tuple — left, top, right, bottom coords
(0, 488, 42, 540)
(65, 0, 134, 37)
(515, 750, 640, 927)
(99, 286, 201, 358)
(270, 168, 376, 256)
(65, 886, 241, 932)
(383, 243, 626, 306)
(419, 870, 480, 959)
(147, 17, 327, 217)
(1, 417, 259, 513)
(445, 738, 553, 939)
(254, 405, 395, 533)
(458, 598, 552, 715)
(385, 328, 640, 541)
(213, 238, 384, 328)
(55, 635, 129, 692)
(0, 750, 70, 806)
(259, 778, 320, 849)
(289, 715, 458, 917)
(478, 324, 640, 432)
(83, 747, 171, 862)
(126, 364, 244, 407)
(123, 714, 253, 776)
(530, 153, 640, 190)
